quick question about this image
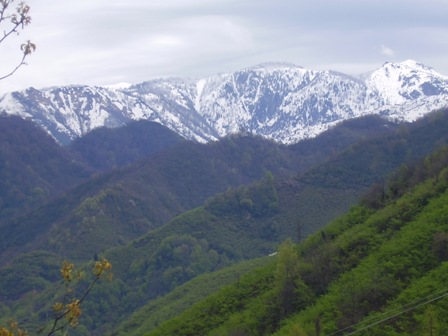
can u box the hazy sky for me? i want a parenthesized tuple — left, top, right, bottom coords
(1, 0, 447, 92)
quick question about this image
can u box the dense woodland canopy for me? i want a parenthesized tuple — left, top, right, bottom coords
(1, 109, 448, 334)
(137, 126, 448, 336)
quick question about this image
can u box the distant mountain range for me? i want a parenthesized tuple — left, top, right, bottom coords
(1, 60, 448, 145)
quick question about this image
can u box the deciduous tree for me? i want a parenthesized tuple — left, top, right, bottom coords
(0, 0, 35, 80)
(0, 259, 112, 335)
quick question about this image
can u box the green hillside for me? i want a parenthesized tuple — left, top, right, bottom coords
(68, 120, 184, 171)
(116, 257, 273, 336)
(0, 135, 301, 263)
(0, 115, 398, 263)
(145, 144, 448, 336)
(59, 111, 448, 333)
(0, 115, 92, 224)
(3, 110, 448, 335)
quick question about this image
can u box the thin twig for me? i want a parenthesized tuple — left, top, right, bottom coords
(46, 276, 101, 336)
(0, 51, 26, 80)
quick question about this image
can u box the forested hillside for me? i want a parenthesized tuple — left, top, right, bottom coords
(2, 109, 448, 335)
(0, 115, 399, 264)
(0, 117, 182, 225)
(0, 115, 92, 223)
(144, 144, 448, 336)
(68, 120, 184, 171)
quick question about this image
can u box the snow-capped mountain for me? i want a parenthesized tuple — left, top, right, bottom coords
(1, 60, 448, 145)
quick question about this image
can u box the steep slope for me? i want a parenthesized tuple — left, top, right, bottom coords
(0, 114, 401, 264)
(115, 257, 273, 336)
(22, 110, 448, 334)
(0, 115, 92, 223)
(144, 144, 448, 336)
(68, 119, 184, 170)
(0, 116, 189, 224)
(366, 60, 448, 120)
(1, 60, 447, 144)
(0, 114, 401, 334)
(0, 136, 298, 263)
(103, 109, 448, 335)
(3, 110, 448, 335)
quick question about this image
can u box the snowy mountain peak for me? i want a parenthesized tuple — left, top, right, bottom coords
(1, 60, 448, 145)
(365, 60, 448, 107)
(104, 82, 133, 90)
(377, 60, 446, 80)
(245, 62, 304, 71)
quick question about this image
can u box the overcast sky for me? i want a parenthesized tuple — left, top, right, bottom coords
(1, 0, 447, 92)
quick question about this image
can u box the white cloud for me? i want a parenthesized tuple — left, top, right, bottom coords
(1, 0, 448, 92)
(380, 45, 395, 57)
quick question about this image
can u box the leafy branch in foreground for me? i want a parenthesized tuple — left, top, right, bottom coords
(42, 259, 113, 335)
(0, 0, 36, 81)
(0, 320, 27, 336)
(0, 258, 112, 335)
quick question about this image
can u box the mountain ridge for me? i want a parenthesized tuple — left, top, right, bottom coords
(3, 109, 448, 334)
(1, 60, 448, 145)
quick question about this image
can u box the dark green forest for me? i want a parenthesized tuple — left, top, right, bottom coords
(142, 138, 448, 336)
(1, 109, 448, 335)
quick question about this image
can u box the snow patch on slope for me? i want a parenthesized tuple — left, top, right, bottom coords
(1, 60, 448, 145)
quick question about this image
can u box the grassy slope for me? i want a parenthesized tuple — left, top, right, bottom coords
(116, 257, 272, 336)
(144, 147, 448, 336)
(274, 175, 448, 335)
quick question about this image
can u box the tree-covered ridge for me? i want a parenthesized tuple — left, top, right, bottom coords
(3, 110, 448, 334)
(0, 115, 92, 223)
(145, 145, 448, 335)
(68, 120, 184, 171)
(0, 117, 181, 227)
(0, 134, 300, 263)
(0, 113, 398, 264)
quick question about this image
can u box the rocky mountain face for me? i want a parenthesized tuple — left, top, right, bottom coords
(1, 60, 448, 145)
